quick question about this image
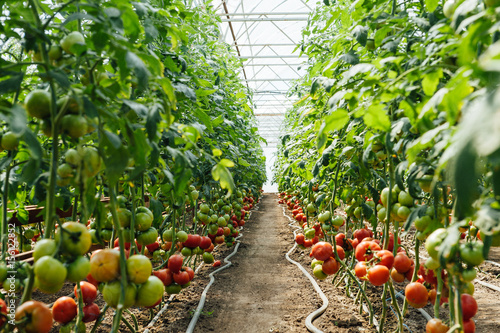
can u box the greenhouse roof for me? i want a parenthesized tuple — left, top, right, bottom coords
(211, 0, 315, 149)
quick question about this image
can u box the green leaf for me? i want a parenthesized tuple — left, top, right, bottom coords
(211, 163, 235, 194)
(422, 69, 443, 96)
(219, 159, 234, 168)
(453, 141, 478, 219)
(317, 109, 349, 152)
(212, 149, 222, 157)
(104, 130, 122, 149)
(364, 104, 391, 131)
(239, 159, 250, 167)
(353, 25, 368, 46)
(126, 51, 150, 91)
(196, 88, 217, 97)
(339, 50, 359, 65)
(0, 72, 23, 94)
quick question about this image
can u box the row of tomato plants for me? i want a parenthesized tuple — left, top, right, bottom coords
(273, 0, 500, 332)
(0, 0, 265, 332)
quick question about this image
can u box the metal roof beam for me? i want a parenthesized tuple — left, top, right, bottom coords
(245, 78, 297, 81)
(239, 55, 304, 59)
(217, 12, 310, 16)
(230, 43, 297, 47)
(221, 17, 309, 22)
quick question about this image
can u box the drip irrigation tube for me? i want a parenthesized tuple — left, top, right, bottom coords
(281, 206, 328, 333)
(185, 204, 260, 333)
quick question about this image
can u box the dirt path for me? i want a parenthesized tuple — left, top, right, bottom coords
(193, 193, 318, 332)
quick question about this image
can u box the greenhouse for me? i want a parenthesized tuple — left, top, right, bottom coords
(0, 0, 498, 332)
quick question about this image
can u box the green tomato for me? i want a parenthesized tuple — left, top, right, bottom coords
(181, 247, 192, 257)
(398, 191, 414, 207)
(425, 228, 447, 260)
(176, 231, 188, 243)
(136, 227, 158, 246)
(202, 252, 214, 264)
(135, 212, 153, 231)
(34, 256, 67, 287)
(165, 283, 182, 294)
(397, 206, 411, 220)
(61, 31, 86, 55)
(217, 217, 227, 227)
(305, 228, 316, 240)
(200, 204, 210, 214)
(102, 281, 136, 309)
(135, 276, 164, 307)
(331, 215, 344, 227)
(116, 208, 132, 228)
(318, 211, 331, 223)
(462, 268, 477, 282)
(163, 229, 173, 242)
(66, 256, 91, 283)
(459, 242, 484, 266)
(25, 89, 51, 119)
(0, 262, 7, 283)
(55, 222, 92, 256)
(1, 132, 19, 150)
(33, 239, 57, 262)
(313, 265, 328, 280)
(311, 259, 323, 270)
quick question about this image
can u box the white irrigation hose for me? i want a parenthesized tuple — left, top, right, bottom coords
(281, 206, 328, 333)
(185, 204, 260, 333)
(484, 260, 500, 268)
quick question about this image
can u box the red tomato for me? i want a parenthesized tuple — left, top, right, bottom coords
(461, 294, 478, 321)
(355, 241, 381, 262)
(335, 233, 345, 247)
(394, 253, 412, 273)
(213, 260, 222, 267)
(405, 264, 415, 281)
(183, 234, 201, 248)
(336, 245, 345, 260)
(75, 281, 97, 304)
(311, 242, 333, 261)
(146, 242, 160, 252)
(353, 227, 373, 243)
(86, 272, 99, 288)
(355, 261, 368, 279)
(199, 236, 212, 250)
(405, 282, 429, 308)
(322, 257, 339, 275)
(173, 270, 190, 285)
(168, 254, 183, 273)
(82, 303, 100, 323)
(428, 288, 448, 306)
(184, 266, 195, 281)
(52, 297, 77, 324)
(15, 301, 53, 333)
(375, 250, 394, 269)
(303, 239, 313, 248)
(154, 268, 173, 286)
(462, 319, 475, 333)
(0, 299, 6, 327)
(367, 265, 390, 286)
(295, 234, 305, 245)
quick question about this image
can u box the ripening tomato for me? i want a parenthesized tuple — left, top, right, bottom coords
(52, 297, 77, 324)
(82, 303, 100, 323)
(335, 233, 345, 247)
(405, 282, 429, 308)
(15, 301, 53, 333)
(75, 281, 97, 304)
(168, 255, 183, 273)
(391, 268, 405, 283)
(367, 265, 390, 286)
(311, 242, 333, 261)
(355, 241, 381, 262)
(90, 249, 120, 282)
(353, 227, 372, 243)
(153, 268, 173, 286)
(184, 266, 195, 281)
(183, 234, 201, 248)
(127, 255, 153, 284)
(426, 318, 449, 333)
(199, 236, 212, 250)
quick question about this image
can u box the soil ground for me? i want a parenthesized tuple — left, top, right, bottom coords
(27, 193, 500, 332)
